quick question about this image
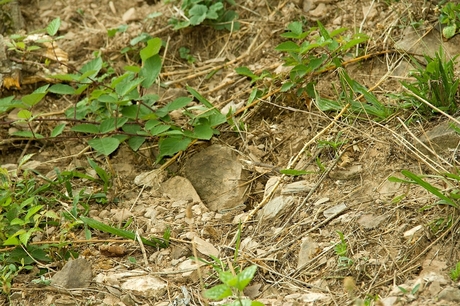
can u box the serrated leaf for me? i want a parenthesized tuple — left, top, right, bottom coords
(46, 17, 61, 36)
(99, 117, 128, 133)
(88, 137, 120, 156)
(51, 123, 66, 137)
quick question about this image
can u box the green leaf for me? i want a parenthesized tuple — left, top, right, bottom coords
(11, 131, 44, 138)
(189, 5, 208, 25)
(80, 216, 168, 247)
(280, 169, 309, 176)
(169, 96, 193, 111)
(17, 109, 32, 119)
(49, 84, 75, 95)
(149, 125, 171, 136)
(275, 41, 300, 52)
(22, 85, 49, 106)
(235, 265, 257, 291)
(194, 122, 214, 140)
(0, 96, 23, 113)
(99, 117, 129, 133)
(88, 137, 120, 156)
(207, 2, 224, 19)
(51, 123, 66, 137)
(87, 158, 110, 185)
(46, 17, 61, 36)
(140, 54, 162, 88)
(158, 136, 191, 160)
(203, 284, 232, 300)
(443, 24, 457, 39)
(401, 170, 457, 207)
(281, 81, 295, 92)
(79, 57, 103, 81)
(140, 37, 162, 62)
(219, 270, 238, 287)
(24, 205, 43, 222)
(128, 136, 145, 151)
(71, 124, 99, 134)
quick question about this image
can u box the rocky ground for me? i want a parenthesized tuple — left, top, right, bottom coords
(2, 0, 460, 305)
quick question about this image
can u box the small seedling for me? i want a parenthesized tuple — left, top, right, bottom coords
(179, 47, 196, 64)
(439, 2, 460, 39)
(203, 265, 264, 306)
(168, 0, 240, 31)
(335, 231, 353, 269)
(450, 262, 460, 281)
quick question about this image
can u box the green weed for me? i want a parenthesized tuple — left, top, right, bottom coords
(439, 2, 460, 40)
(167, 0, 239, 31)
(450, 261, 460, 281)
(401, 49, 459, 116)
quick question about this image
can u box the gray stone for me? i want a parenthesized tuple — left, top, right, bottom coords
(161, 176, 201, 203)
(259, 196, 294, 220)
(439, 287, 460, 302)
(51, 258, 92, 289)
(416, 119, 460, 155)
(184, 145, 247, 211)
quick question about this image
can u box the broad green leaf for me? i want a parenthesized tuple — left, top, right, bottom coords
(71, 124, 99, 134)
(88, 137, 120, 156)
(281, 81, 295, 92)
(219, 270, 238, 287)
(207, 2, 224, 19)
(194, 122, 214, 140)
(189, 5, 207, 25)
(79, 57, 103, 81)
(0, 96, 23, 113)
(145, 119, 161, 130)
(17, 109, 32, 119)
(124, 65, 141, 73)
(97, 94, 118, 103)
(49, 84, 75, 95)
(46, 17, 61, 36)
(99, 117, 128, 133)
(275, 41, 300, 52)
(24, 205, 43, 221)
(235, 265, 257, 291)
(115, 77, 143, 97)
(11, 131, 44, 138)
(2, 235, 20, 246)
(203, 284, 232, 300)
(158, 136, 191, 160)
(169, 97, 193, 111)
(140, 54, 162, 88)
(22, 85, 49, 106)
(128, 136, 145, 151)
(140, 37, 162, 62)
(149, 125, 171, 136)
